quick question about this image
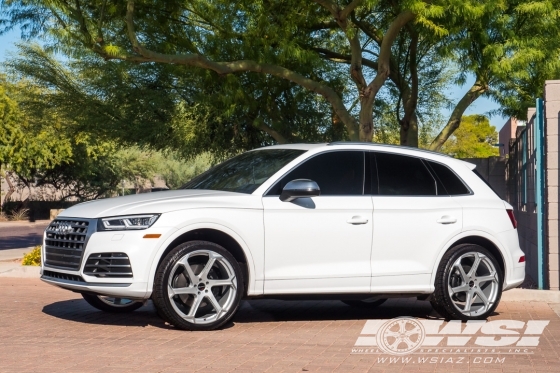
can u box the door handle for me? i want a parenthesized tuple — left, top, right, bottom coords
(347, 216, 369, 225)
(437, 215, 457, 224)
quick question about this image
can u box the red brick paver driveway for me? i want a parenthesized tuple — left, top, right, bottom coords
(0, 278, 559, 373)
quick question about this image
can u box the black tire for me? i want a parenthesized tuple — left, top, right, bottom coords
(81, 293, 144, 313)
(152, 241, 244, 331)
(431, 244, 503, 321)
(342, 298, 387, 308)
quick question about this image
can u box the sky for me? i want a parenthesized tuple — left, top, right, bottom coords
(0, 28, 509, 131)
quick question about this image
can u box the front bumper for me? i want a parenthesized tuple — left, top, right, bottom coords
(42, 221, 176, 299)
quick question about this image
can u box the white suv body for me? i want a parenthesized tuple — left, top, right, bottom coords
(41, 143, 525, 329)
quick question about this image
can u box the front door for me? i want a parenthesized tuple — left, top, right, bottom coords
(262, 150, 373, 294)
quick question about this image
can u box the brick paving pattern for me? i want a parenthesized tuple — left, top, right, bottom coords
(0, 278, 559, 372)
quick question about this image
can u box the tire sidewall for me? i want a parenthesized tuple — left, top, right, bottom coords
(152, 241, 244, 331)
(81, 293, 144, 313)
(436, 244, 503, 320)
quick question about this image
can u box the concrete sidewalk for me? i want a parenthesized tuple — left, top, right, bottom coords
(0, 247, 40, 278)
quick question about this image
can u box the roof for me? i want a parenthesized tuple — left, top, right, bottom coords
(255, 142, 476, 170)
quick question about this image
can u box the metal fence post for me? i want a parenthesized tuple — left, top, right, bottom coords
(535, 98, 546, 289)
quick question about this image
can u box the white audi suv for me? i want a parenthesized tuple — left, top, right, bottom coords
(41, 143, 525, 330)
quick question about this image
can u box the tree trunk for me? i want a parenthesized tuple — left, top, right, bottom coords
(358, 98, 374, 141)
(399, 112, 419, 147)
(428, 80, 487, 151)
(4, 171, 16, 206)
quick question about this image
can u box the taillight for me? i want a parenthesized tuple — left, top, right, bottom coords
(506, 209, 517, 229)
(519, 255, 525, 263)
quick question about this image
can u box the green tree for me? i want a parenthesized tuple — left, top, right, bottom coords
(1, 0, 558, 148)
(440, 115, 499, 158)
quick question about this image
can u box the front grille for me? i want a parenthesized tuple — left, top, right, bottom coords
(44, 219, 90, 270)
(83, 253, 133, 278)
(43, 270, 86, 283)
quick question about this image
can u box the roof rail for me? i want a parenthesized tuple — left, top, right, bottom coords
(327, 141, 450, 158)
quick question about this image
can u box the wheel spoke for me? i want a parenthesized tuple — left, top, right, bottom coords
(385, 330, 401, 338)
(177, 255, 198, 284)
(453, 261, 469, 282)
(405, 326, 421, 337)
(451, 284, 470, 294)
(476, 272, 497, 285)
(199, 256, 217, 280)
(475, 288, 490, 308)
(207, 292, 223, 317)
(187, 294, 204, 318)
(168, 284, 197, 297)
(467, 253, 482, 277)
(402, 337, 416, 349)
(463, 291, 474, 312)
(398, 320, 407, 334)
(389, 338, 402, 349)
(208, 276, 236, 289)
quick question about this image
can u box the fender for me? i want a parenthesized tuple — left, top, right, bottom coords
(145, 222, 258, 298)
(429, 229, 511, 291)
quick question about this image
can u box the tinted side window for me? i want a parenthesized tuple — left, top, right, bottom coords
(375, 152, 436, 196)
(427, 161, 470, 195)
(267, 151, 364, 196)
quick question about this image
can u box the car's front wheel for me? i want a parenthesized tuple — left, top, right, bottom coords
(152, 241, 243, 331)
(431, 244, 503, 320)
(81, 293, 144, 313)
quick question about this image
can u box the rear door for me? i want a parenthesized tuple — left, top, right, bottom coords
(370, 152, 465, 291)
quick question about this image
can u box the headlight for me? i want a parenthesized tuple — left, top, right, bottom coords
(97, 214, 160, 231)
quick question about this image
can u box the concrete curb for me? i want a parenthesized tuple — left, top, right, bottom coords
(0, 265, 40, 278)
(0, 247, 35, 262)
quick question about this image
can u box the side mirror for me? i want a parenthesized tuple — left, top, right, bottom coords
(280, 179, 321, 202)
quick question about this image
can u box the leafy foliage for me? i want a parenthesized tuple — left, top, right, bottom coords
(22, 245, 41, 266)
(441, 115, 499, 158)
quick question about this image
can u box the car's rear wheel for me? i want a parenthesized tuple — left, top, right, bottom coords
(152, 241, 243, 331)
(81, 293, 144, 313)
(342, 298, 387, 308)
(431, 244, 502, 320)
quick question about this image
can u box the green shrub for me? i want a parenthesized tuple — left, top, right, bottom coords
(22, 245, 41, 266)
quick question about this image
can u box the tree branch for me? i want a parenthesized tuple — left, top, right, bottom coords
(428, 79, 488, 151)
(363, 10, 416, 107)
(254, 122, 288, 144)
(124, 0, 359, 139)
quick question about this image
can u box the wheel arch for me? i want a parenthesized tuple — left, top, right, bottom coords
(431, 232, 508, 289)
(450, 236, 505, 275)
(149, 226, 254, 297)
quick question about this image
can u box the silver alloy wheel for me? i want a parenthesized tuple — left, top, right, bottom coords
(167, 249, 237, 325)
(447, 251, 499, 317)
(97, 296, 139, 307)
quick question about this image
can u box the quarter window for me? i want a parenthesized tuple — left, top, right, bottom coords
(374, 152, 436, 196)
(267, 151, 364, 196)
(426, 161, 470, 195)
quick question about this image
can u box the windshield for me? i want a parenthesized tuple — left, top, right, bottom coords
(182, 149, 306, 194)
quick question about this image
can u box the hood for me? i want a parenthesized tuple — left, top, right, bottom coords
(58, 189, 261, 219)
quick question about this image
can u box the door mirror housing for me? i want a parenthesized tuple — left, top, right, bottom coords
(280, 179, 321, 202)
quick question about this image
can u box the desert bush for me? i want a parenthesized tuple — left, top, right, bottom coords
(9, 208, 29, 221)
(22, 245, 41, 266)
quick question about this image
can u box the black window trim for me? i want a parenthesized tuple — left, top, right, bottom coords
(264, 150, 367, 197)
(370, 151, 473, 197)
